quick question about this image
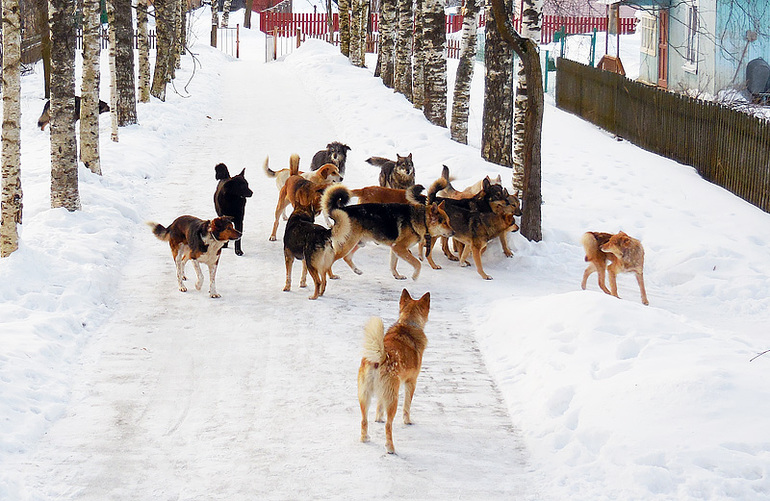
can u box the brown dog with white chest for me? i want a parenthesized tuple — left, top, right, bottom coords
(581, 231, 649, 305)
(358, 288, 430, 454)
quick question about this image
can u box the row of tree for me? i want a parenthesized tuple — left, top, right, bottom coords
(337, 0, 543, 241)
(1, 0, 188, 257)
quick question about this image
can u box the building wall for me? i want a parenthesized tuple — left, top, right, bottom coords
(714, 0, 770, 93)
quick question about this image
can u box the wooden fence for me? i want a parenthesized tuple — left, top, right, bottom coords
(555, 58, 770, 212)
(260, 12, 636, 47)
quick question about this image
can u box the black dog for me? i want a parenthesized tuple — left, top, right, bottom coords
(214, 163, 253, 256)
(366, 154, 415, 190)
(37, 97, 110, 130)
(310, 141, 351, 176)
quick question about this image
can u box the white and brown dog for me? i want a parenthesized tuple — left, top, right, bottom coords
(149, 215, 241, 298)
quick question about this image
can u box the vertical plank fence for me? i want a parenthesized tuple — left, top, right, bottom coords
(555, 58, 770, 212)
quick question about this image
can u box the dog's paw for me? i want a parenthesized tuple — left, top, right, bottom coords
(299, 282, 307, 288)
(394, 274, 407, 280)
(361, 434, 370, 443)
(195, 281, 203, 291)
(329, 273, 340, 280)
(235, 249, 244, 256)
(209, 293, 222, 298)
(483, 275, 493, 280)
(353, 268, 363, 276)
(179, 285, 188, 293)
(460, 261, 470, 268)
(447, 255, 459, 262)
(269, 236, 277, 242)
(283, 285, 291, 292)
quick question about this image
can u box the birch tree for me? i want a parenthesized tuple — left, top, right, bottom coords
(412, 0, 425, 108)
(450, 0, 479, 143)
(512, 0, 541, 195)
(375, 0, 396, 87)
(2, 0, 23, 256)
(110, 0, 138, 126)
(49, 0, 81, 211)
(491, 0, 543, 241)
(151, 0, 172, 101)
(481, 0, 513, 167)
(80, 0, 102, 175)
(349, 0, 364, 66)
(34, 0, 51, 98)
(339, 0, 351, 57)
(421, 0, 446, 126)
(393, 0, 413, 101)
(108, 1, 119, 141)
(137, 0, 151, 102)
(221, 0, 232, 27)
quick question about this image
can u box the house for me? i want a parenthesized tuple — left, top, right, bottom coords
(627, 0, 770, 97)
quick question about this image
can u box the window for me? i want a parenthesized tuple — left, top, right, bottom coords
(685, 4, 699, 68)
(639, 11, 657, 56)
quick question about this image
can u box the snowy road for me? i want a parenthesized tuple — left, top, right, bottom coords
(7, 47, 536, 500)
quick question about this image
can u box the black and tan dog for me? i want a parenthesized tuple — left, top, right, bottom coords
(425, 177, 520, 278)
(322, 182, 453, 280)
(214, 163, 253, 256)
(148, 215, 241, 298)
(310, 141, 351, 176)
(283, 204, 351, 300)
(366, 154, 415, 190)
(358, 288, 430, 454)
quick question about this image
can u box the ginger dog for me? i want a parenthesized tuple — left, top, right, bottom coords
(358, 289, 430, 454)
(581, 231, 649, 305)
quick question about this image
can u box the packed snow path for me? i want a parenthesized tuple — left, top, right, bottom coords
(9, 52, 536, 499)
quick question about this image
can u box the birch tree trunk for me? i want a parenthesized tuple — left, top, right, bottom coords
(49, 0, 81, 211)
(349, 0, 363, 66)
(393, 0, 413, 101)
(376, 0, 396, 87)
(512, 0, 541, 196)
(412, 0, 425, 108)
(179, 0, 187, 57)
(210, 0, 218, 47)
(490, 0, 542, 241)
(481, 0, 513, 167)
(108, 2, 119, 141)
(450, 0, 478, 143)
(151, 0, 171, 101)
(221, 0, 232, 27)
(110, 0, 138, 126)
(338, 0, 350, 56)
(2, 0, 23, 256)
(137, 0, 151, 102)
(166, 0, 178, 78)
(80, 0, 102, 175)
(35, 0, 52, 98)
(421, 0, 446, 126)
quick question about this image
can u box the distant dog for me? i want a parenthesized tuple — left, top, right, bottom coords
(283, 205, 351, 300)
(366, 154, 415, 190)
(581, 231, 649, 305)
(358, 288, 430, 454)
(37, 96, 110, 130)
(148, 215, 241, 298)
(214, 163, 253, 256)
(322, 183, 453, 280)
(269, 155, 342, 241)
(437, 165, 503, 200)
(310, 141, 351, 176)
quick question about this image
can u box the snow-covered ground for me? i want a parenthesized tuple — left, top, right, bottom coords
(1, 8, 769, 500)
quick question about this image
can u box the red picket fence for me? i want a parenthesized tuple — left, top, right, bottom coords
(260, 12, 636, 49)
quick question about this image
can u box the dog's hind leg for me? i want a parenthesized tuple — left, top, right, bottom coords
(635, 271, 649, 305)
(234, 221, 244, 256)
(442, 236, 460, 261)
(581, 264, 595, 290)
(358, 362, 373, 442)
(390, 250, 407, 280)
(402, 377, 417, 425)
(306, 264, 322, 300)
(283, 250, 294, 292)
(174, 254, 188, 292)
(471, 245, 492, 280)
(382, 378, 400, 454)
(300, 261, 308, 288)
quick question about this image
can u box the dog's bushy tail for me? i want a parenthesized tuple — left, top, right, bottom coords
(405, 184, 426, 205)
(329, 209, 352, 252)
(581, 232, 599, 262)
(322, 184, 351, 215)
(427, 177, 448, 204)
(147, 222, 170, 241)
(362, 317, 386, 365)
(365, 156, 390, 167)
(290, 153, 300, 176)
(262, 156, 277, 178)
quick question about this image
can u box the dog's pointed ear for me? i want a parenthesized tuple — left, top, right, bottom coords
(407, 153, 413, 161)
(482, 177, 491, 191)
(344, 144, 351, 152)
(400, 288, 412, 306)
(419, 291, 430, 309)
(239, 168, 246, 176)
